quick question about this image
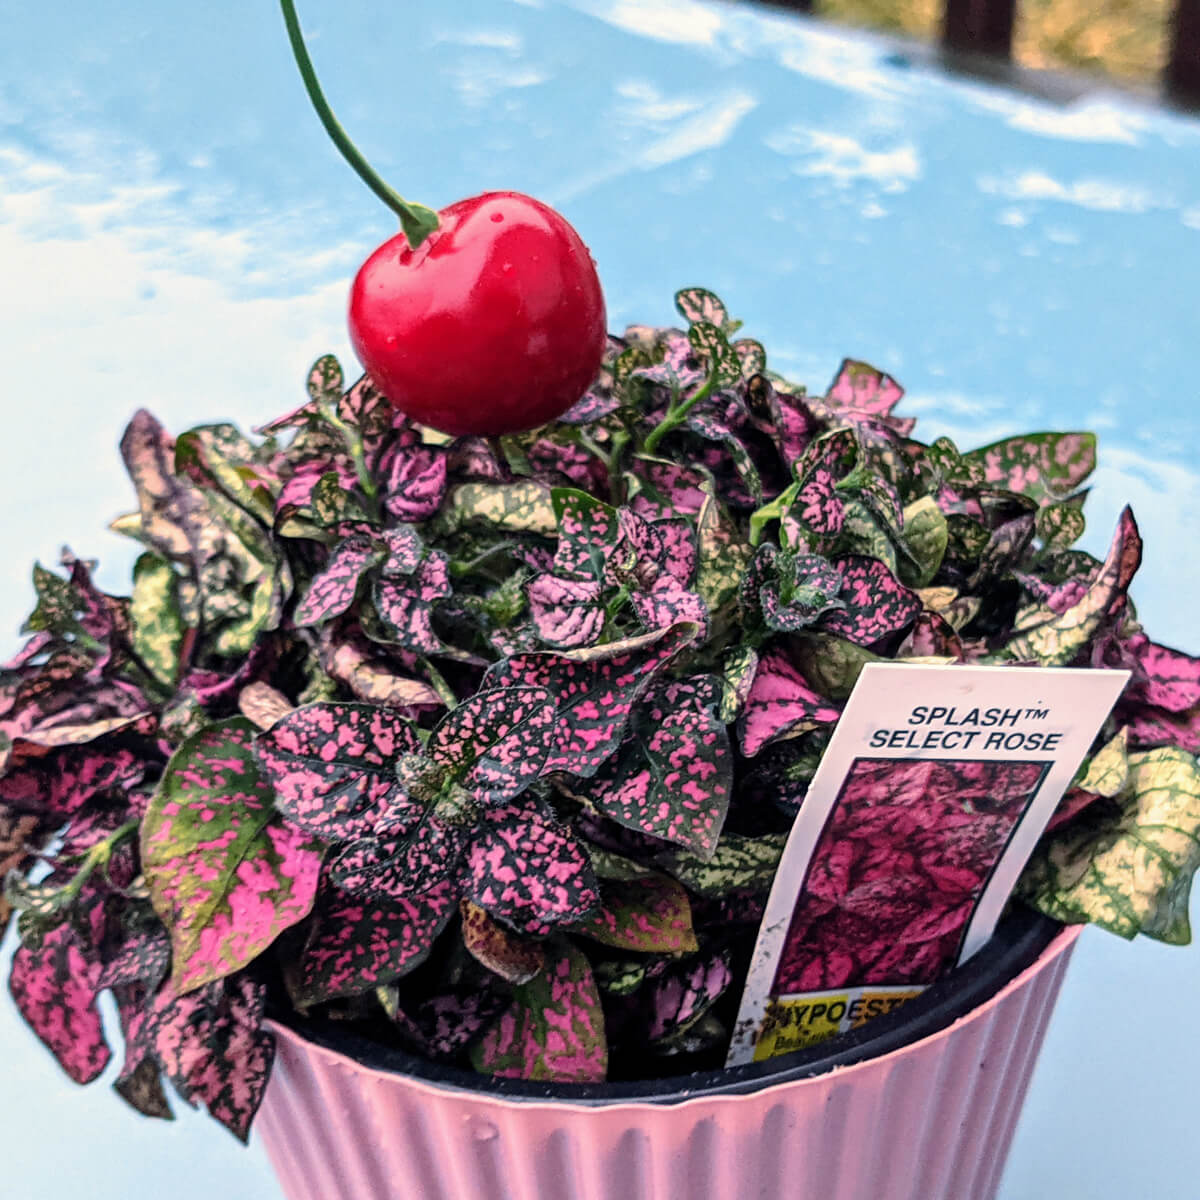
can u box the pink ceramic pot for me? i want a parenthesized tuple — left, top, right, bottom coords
(256, 917, 1078, 1200)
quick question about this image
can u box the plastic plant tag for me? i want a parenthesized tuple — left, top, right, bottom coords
(727, 661, 1129, 1066)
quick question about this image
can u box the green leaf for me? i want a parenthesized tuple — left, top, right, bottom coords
(581, 876, 698, 954)
(1021, 746, 1200, 944)
(142, 719, 322, 993)
(306, 354, 344, 405)
(695, 484, 752, 618)
(658, 832, 788, 897)
(790, 632, 883, 701)
(312, 472, 369, 528)
(1036, 500, 1087, 550)
(438, 480, 557, 537)
(471, 943, 607, 1082)
(130, 553, 185, 688)
(687, 322, 742, 388)
(899, 496, 948, 588)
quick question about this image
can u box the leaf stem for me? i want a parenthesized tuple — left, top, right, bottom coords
(280, 0, 439, 248)
(318, 402, 381, 521)
(643, 375, 715, 456)
(420, 656, 459, 709)
(67, 818, 141, 892)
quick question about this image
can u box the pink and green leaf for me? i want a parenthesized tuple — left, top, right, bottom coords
(472, 943, 607, 1083)
(965, 431, 1097, 503)
(142, 719, 322, 992)
(581, 875, 699, 954)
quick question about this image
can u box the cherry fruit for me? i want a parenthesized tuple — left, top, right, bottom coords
(349, 191, 606, 437)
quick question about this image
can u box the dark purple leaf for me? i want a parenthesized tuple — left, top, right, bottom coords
(585, 677, 732, 856)
(97, 921, 172, 992)
(484, 623, 697, 777)
(135, 976, 273, 1142)
(820, 556, 921, 646)
(428, 687, 557, 806)
(464, 797, 599, 932)
(294, 535, 385, 627)
(254, 702, 422, 840)
(296, 883, 457, 1004)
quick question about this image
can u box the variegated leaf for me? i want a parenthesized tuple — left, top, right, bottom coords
(134, 976, 273, 1142)
(294, 535, 386, 627)
(659, 832, 788, 896)
(1006, 507, 1141, 666)
(645, 947, 734, 1042)
(130, 553, 185, 688)
(464, 798, 599, 932)
(1022, 746, 1200, 943)
(253, 702, 422, 840)
(582, 875, 698, 954)
(142, 719, 322, 992)
(472, 943, 607, 1083)
(372, 551, 452, 655)
(483, 623, 696, 776)
(460, 899, 546, 984)
(8, 921, 109, 1083)
(295, 883, 457, 1004)
(551, 488, 621, 580)
(439, 480, 556, 537)
(584, 677, 732, 856)
(427, 687, 557, 805)
(820, 556, 921, 646)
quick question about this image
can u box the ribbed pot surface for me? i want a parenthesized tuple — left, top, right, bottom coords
(256, 926, 1078, 1200)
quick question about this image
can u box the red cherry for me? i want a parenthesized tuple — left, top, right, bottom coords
(348, 191, 606, 437)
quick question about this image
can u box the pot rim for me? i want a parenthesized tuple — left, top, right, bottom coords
(270, 907, 1075, 1108)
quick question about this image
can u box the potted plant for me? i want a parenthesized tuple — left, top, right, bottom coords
(4, 6, 1199, 1199)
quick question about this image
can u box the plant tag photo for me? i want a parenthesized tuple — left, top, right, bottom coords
(727, 662, 1130, 1066)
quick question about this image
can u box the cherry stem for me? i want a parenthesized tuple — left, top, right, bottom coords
(280, 0, 439, 248)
